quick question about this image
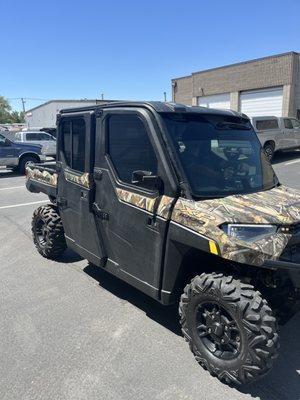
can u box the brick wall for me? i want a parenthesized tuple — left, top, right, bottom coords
(172, 53, 298, 114)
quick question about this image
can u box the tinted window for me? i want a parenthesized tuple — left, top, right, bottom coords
(107, 114, 157, 186)
(72, 119, 86, 172)
(39, 133, 51, 140)
(256, 119, 278, 130)
(0, 134, 6, 146)
(292, 119, 300, 129)
(26, 133, 41, 140)
(284, 119, 293, 129)
(62, 121, 71, 167)
(162, 113, 278, 198)
(61, 118, 85, 172)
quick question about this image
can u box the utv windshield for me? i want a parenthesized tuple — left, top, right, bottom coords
(161, 113, 278, 198)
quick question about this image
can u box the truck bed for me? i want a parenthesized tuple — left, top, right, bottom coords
(26, 162, 57, 198)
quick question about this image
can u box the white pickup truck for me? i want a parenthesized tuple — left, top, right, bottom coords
(14, 131, 56, 157)
(252, 116, 300, 160)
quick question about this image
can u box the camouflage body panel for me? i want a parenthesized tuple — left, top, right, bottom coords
(172, 185, 300, 266)
(64, 170, 90, 188)
(116, 188, 174, 219)
(26, 164, 58, 187)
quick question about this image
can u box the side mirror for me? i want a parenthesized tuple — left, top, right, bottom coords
(4, 138, 11, 146)
(131, 170, 163, 192)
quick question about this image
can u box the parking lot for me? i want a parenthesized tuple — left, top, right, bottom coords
(1, 152, 300, 400)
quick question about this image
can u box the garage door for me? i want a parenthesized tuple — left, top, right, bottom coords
(240, 87, 283, 118)
(198, 93, 230, 110)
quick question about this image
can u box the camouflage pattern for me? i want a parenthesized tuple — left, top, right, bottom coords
(116, 185, 300, 266)
(172, 185, 300, 266)
(116, 188, 174, 219)
(64, 171, 90, 188)
(26, 164, 58, 187)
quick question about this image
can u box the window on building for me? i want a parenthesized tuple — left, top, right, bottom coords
(255, 119, 279, 130)
(284, 119, 293, 129)
(61, 118, 86, 172)
(107, 114, 158, 187)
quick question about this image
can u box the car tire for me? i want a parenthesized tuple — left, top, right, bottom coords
(264, 143, 275, 162)
(32, 204, 67, 259)
(179, 272, 279, 385)
(18, 155, 39, 174)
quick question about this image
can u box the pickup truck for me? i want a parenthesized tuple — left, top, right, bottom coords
(0, 131, 46, 173)
(26, 101, 300, 385)
(252, 116, 300, 160)
(15, 130, 56, 157)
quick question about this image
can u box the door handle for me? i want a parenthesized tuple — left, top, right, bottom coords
(93, 203, 109, 220)
(94, 170, 103, 180)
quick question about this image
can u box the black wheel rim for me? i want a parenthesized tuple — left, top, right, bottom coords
(265, 146, 273, 160)
(35, 218, 48, 248)
(195, 301, 241, 360)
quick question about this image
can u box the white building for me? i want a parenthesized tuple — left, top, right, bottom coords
(25, 99, 112, 129)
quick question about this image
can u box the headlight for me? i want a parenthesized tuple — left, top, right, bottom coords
(221, 224, 278, 242)
(41, 147, 47, 155)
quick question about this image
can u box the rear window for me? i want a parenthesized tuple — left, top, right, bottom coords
(26, 133, 41, 140)
(255, 119, 278, 130)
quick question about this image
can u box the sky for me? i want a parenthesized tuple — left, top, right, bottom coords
(1, 0, 300, 112)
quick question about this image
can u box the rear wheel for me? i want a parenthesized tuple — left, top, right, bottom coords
(264, 143, 275, 161)
(179, 272, 279, 385)
(32, 204, 67, 259)
(19, 155, 39, 174)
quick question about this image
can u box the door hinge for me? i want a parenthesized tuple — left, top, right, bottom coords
(93, 203, 109, 220)
(57, 197, 68, 208)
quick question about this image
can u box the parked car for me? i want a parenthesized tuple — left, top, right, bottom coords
(0, 131, 46, 173)
(252, 116, 300, 160)
(26, 101, 300, 385)
(15, 131, 56, 157)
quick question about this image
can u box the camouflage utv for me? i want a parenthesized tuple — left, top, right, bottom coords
(26, 102, 300, 385)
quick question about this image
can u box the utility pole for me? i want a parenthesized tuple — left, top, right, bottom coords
(163, 92, 167, 102)
(21, 98, 26, 113)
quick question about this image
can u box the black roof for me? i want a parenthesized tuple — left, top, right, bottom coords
(60, 101, 247, 119)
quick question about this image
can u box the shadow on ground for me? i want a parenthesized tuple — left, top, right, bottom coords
(0, 169, 22, 179)
(82, 262, 300, 399)
(272, 149, 300, 165)
(83, 263, 181, 336)
(239, 313, 300, 400)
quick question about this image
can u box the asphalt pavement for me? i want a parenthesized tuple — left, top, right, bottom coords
(0, 152, 300, 400)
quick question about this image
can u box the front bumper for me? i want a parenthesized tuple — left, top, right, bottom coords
(39, 154, 47, 162)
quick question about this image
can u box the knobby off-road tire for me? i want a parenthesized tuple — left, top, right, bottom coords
(179, 272, 279, 385)
(32, 204, 67, 259)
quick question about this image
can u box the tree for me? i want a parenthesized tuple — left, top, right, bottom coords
(0, 96, 25, 124)
(0, 96, 12, 124)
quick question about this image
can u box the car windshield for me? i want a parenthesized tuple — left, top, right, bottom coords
(161, 113, 278, 198)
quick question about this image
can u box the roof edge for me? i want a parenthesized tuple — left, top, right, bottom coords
(172, 51, 299, 81)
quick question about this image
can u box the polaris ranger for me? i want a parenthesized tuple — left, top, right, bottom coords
(26, 102, 300, 385)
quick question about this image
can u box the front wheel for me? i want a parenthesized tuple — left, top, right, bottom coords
(19, 155, 39, 174)
(179, 273, 279, 385)
(32, 204, 67, 259)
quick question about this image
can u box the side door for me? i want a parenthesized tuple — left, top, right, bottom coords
(0, 134, 17, 166)
(93, 109, 176, 299)
(282, 118, 296, 148)
(56, 111, 106, 266)
(39, 133, 56, 155)
(291, 118, 300, 146)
